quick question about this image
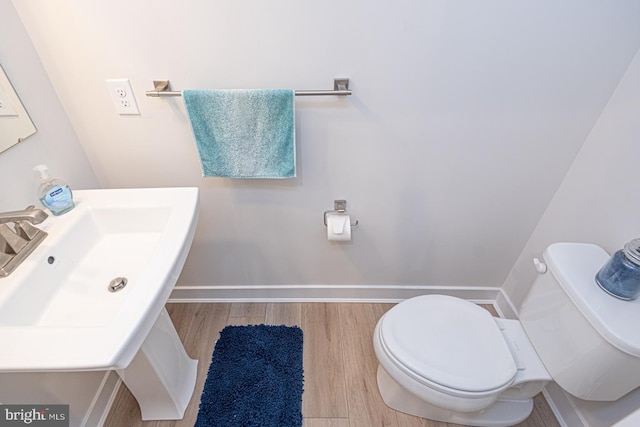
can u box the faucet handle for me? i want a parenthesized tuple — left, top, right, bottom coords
(0, 224, 28, 254)
(14, 221, 42, 241)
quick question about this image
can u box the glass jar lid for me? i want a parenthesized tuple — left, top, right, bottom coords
(623, 238, 640, 266)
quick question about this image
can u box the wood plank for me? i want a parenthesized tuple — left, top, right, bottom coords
(531, 392, 560, 427)
(103, 384, 146, 427)
(304, 418, 350, 427)
(229, 302, 267, 318)
(514, 393, 561, 427)
(103, 302, 561, 427)
(302, 303, 349, 418)
(339, 304, 399, 427)
(266, 302, 302, 326)
(396, 411, 459, 427)
(479, 303, 499, 317)
(226, 316, 266, 326)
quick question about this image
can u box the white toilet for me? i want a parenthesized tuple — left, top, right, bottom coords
(373, 242, 640, 426)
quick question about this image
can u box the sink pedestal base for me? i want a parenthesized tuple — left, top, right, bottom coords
(116, 307, 198, 420)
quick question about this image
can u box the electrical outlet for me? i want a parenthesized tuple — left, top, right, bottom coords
(106, 78, 140, 115)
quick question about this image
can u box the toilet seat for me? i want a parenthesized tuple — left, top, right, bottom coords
(378, 295, 517, 395)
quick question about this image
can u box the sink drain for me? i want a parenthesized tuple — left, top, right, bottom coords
(108, 277, 128, 292)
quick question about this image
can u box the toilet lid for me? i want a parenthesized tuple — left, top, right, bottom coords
(380, 295, 517, 393)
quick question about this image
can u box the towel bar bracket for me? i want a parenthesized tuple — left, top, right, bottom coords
(153, 80, 170, 92)
(334, 79, 349, 92)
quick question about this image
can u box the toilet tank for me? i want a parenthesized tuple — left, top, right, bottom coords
(520, 242, 640, 401)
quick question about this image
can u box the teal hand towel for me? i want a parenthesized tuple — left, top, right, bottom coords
(183, 89, 296, 178)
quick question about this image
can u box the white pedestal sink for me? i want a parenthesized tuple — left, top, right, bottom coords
(0, 187, 200, 420)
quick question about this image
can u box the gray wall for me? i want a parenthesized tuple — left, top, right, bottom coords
(503, 47, 640, 427)
(0, 1, 98, 210)
(13, 0, 640, 290)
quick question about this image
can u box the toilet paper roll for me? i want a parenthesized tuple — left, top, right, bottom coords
(326, 212, 351, 241)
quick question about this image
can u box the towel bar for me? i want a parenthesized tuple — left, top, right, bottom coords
(146, 79, 352, 97)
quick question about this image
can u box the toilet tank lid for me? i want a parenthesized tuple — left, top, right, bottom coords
(544, 242, 640, 357)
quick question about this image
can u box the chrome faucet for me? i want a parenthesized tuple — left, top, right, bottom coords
(0, 205, 48, 277)
(0, 207, 48, 225)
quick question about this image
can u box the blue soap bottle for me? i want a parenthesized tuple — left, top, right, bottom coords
(34, 164, 75, 216)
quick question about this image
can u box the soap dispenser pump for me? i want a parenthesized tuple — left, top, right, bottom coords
(34, 164, 75, 216)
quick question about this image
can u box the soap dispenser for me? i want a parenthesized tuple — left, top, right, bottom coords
(33, 164, 75, 216)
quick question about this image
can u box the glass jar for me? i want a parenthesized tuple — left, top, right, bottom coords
(596, 238, 640, 300)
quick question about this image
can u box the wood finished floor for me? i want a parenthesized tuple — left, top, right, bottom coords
(104, 303, 560, 427)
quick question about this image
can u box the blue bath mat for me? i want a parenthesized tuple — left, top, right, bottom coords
(195, 324, 304, 427)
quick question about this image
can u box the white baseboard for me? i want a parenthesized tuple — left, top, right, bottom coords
(543, 383, 587, 427)
(495, 289, 519, 319)
(168, 284, 501, 303)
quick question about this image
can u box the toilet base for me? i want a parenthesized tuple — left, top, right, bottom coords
(377, 365, 533, 427)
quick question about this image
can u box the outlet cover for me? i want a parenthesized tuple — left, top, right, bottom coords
(106, 78, 140, 115)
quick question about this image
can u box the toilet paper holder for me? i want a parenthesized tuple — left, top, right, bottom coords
(323, 200, 359, 228)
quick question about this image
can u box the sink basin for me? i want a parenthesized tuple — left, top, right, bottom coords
(0, 187, 199, 372)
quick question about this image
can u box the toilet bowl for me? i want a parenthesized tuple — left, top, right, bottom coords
(373, 243, 640, 426)
(373, 294, 551, 426)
